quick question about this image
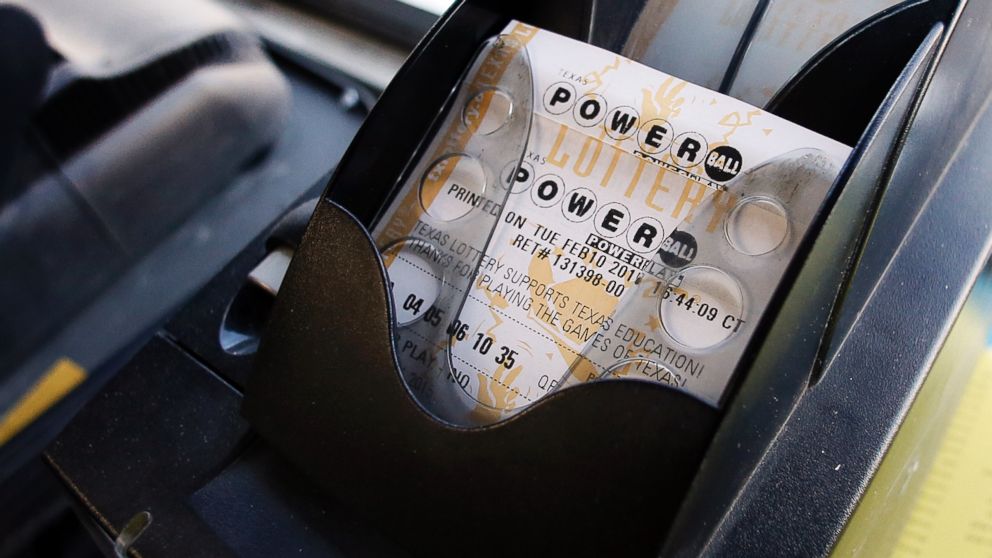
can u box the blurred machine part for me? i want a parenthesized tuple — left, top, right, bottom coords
(0, 0, 288, 378)
(0, 0, 368, 479)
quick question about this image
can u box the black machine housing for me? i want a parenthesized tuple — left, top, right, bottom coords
(43, 0, 992, 556)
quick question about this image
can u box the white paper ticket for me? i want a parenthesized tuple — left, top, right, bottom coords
(372, 21, 851, 425)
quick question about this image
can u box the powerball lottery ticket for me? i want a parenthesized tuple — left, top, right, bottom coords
(372, 21, 851, 425)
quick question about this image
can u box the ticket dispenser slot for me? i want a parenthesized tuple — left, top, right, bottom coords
(244, 1, 959, 556)
(246, 26, 721, 555)
(219, 199, 317, 356)
(247, 201, 720, 556)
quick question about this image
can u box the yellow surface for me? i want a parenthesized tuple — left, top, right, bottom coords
(891, 349, 992, 556)
(833, 294, 992, 557)
(0, 358, 87, 446)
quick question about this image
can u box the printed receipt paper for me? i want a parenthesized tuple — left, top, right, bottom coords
(373, 21, 851, 425)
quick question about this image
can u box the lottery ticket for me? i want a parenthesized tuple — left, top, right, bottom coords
(372, 21, 851, 425)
